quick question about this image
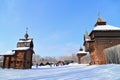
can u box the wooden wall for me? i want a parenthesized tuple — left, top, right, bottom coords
(3, 49, 33, 69)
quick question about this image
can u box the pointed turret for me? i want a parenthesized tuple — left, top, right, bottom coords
(94, 16, 106, 27)
(24, 27, 29, 39)
(17, 27, 34, 48)
(77, 47, 87, 64)
(24, 33, 29, 39)
(79, 47, 83, 51)
(84, 31, 91, 41)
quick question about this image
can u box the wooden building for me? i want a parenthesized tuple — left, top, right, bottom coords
(2, 32, 34, 69)
(84, 16, 120, 64)
(77, 48, 87, 64)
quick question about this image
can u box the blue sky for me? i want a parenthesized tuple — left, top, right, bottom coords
(0, 0, 120, 57)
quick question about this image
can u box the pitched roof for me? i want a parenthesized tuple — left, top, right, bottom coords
(97, 17, 106, 22)
(18, 39, 32, 43)
(0, 50, 15, 56)
(93, 25, 120, 31)
(13, 47, 30, 51)
(94, 16, 106, 26)
(77, 48, 87, 54)
(84, 31, 91, 41)
(77, 50, 87, 54)
(93, 16, 120, 31)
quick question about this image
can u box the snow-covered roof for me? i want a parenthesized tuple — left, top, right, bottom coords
(85, 39, 91, 41)
(18, 39, 32, 43)
(0, 50, 15, 55)
(13, 47, 30, 51)
(84, 31, 91, 41)
(77, 50, 87, 54)
(93, 25, 120, 31)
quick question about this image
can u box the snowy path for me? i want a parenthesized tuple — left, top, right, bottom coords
(0, 64, 120, 80)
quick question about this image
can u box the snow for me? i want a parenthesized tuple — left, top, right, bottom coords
(85, 38, 91, 41)
(13, 47, 30, 50)
(0, 50, 15, 55)
(0, 63, 120, 80)
(18, 39, 32, 43)
(77, 50, 87, 54)
(93, 25, 120, 31)
(0, 47, 30, 55)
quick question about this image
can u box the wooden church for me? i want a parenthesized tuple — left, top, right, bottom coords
(2, 31, 34, 69)
(84, 16, 120, 64)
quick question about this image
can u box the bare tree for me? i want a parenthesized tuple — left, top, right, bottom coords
(32, 53, 78, 66)
(58, 54, 77, 62)
(32, 54, 58, 65)
(32, 54, 41, 65)
(81, 54, 90, 64)
(0, 56, 4, 67)
(104, 44, 120, 64)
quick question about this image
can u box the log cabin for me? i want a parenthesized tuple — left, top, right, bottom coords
(2, 32, 34, 69)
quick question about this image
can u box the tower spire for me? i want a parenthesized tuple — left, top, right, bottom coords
(26, 27, 28, 33)
(94, 13, 106, 27)
(98, 12, 100, 18)
(79, 47, 83, 51)
(24, 27, 29, 39)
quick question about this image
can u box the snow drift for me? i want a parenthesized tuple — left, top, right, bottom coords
(0, 63, 120, 80)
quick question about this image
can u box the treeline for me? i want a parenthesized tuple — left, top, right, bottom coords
(81, 54, 90, 64)
(32, 54, 78, 66)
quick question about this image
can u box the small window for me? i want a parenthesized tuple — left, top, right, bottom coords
(27, 61, 30, 64)
(17, 61, 19, 64)
(20, 61, 22, 63)
(16, 61, 23, 64)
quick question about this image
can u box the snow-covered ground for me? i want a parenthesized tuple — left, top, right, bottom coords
(0, 63, 120, 80)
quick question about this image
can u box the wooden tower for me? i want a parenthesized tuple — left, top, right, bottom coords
(3, 30, 34, 69)
(84, 16, 120, 64)
(77, 48, 87, 64)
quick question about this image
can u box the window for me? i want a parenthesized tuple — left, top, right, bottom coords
(11, 61, 13, 63)
(17, 61, 22, 64)
(27, 61, 30, 64)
